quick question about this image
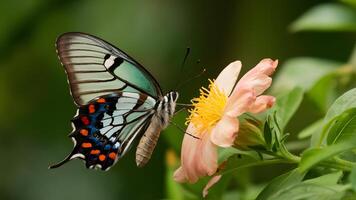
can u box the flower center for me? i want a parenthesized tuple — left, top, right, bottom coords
(186, 79, 228, 135)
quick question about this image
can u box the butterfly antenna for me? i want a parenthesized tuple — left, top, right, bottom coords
(176, 67, 206, 90)
(171, 121, 200, 140)
(181, 47, 191, 74)
(174, 47, 191, 89)
(176, 103, 193, 108)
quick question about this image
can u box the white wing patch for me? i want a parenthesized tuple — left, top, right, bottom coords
(105, 126, 122, 138)
(116, 95, 139, 110)
(100, 126, 112, 134)
(104, 55, 117, 69)
(101, 116, 112, 127)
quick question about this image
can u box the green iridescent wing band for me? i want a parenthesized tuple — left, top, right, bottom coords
(56, 32, 162, 106)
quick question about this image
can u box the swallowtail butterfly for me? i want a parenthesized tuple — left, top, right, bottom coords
(49, 32, 178, 170)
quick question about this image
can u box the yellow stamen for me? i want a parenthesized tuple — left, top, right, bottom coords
(186, 79, 228, 135)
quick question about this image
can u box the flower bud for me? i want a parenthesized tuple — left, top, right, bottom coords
(233, 117, 266, 150)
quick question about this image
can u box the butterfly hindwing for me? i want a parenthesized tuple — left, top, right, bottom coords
(49, 92, 157, 170)
(56, 32, 162, 105)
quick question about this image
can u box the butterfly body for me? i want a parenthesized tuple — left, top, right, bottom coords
(50, 32, 178, 170)
(136, 91, 178, 167)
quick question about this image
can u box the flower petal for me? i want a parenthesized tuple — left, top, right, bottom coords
(174, 124, 218, 183)
(173, 167, 186, 182)
(224, 88, 256, 117)
(245, 58, 278, 76)
(203, 175, 222, 197)
(248, 95, 275, 113)
(210, 115, 239, 147)
(235, 58, 278, 96)
(214, 61, 242, 96)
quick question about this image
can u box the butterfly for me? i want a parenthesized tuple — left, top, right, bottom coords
(49, 32, 179, 170)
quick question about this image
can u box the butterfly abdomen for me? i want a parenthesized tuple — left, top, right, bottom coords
(135, 120, 162, 167)
(135, 91, 178, 167)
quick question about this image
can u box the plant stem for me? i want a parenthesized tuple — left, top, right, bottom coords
(320, 160, 353, 171)
(276, 142, 301, 163)
(264, 143, 354, 171)
(221, 158, 296, 175)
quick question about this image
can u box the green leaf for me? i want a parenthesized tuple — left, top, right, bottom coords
(304, 171, 343, 185)
(314, 88, 356, 146)
(218, 147, 241, 163)
(300, 108, 356, 172)
(258, 171, 346, 200)
(256, 169, 305, 200)
(327, 108, 356, 145)
(308, 73, 338, 113)
(299, 144, 353, 172)
(270, 184, 346, 200)
(349, 167, 356, 191)
(272, 57, 340, 93)
(219, 151, 263, 175)
(308, 64, 356, 113)
(290, 3, 356, 32)
(264, 120, 275, 150)
(324, 89, 356, 123)
(272, 87, 304, 131)
(298, 119, 323, 139)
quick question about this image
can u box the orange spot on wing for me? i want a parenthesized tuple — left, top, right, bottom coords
(88, 104, 95, 113)
(81, 143, 92, 148)
(99, 154, 106, 161)
(80, 129, 88, 136)
(97, 98, 106, 103)
(90, 150, 100, 155)
(108, 152, 117, 160)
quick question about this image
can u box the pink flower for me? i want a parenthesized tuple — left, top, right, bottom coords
(173, 59, 278, 196)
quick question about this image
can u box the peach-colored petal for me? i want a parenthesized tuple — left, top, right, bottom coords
(210, 115, 239, 147)
(174, 124, 218, 183)
(248, 95, 276, 113)
(237, 73, 272, 96)
(244, 58, 278, 77)
(214, 61, 242, 96)
(235, 59, 278, 96)
(173, 166, 186, 182)
(203, 175, 222, 197)
(224, 88, 256, 117)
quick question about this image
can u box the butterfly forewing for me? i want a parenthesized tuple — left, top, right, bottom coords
(56, 32, 162, 105)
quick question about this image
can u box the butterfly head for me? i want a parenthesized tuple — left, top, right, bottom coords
(169, 91, 179, 103)
(158, 91, 179, 126)
(163, 91, 179, 114)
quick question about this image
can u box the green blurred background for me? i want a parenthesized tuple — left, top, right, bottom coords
(0, 0, 355, 199)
